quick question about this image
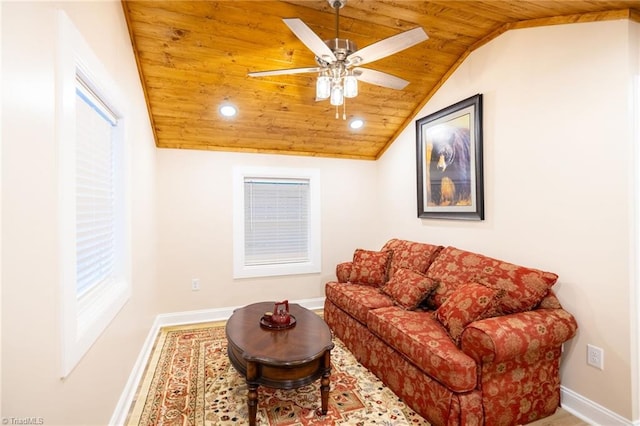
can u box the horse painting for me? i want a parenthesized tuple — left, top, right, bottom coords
(427, 125, 472, 206)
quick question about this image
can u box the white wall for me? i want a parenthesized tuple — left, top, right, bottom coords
(155, 149, 380, 313)
(378, 19, 639, 422)
(1, 2, 157, 425)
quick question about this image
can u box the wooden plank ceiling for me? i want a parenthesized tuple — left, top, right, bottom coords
(122, 1, 640, 160)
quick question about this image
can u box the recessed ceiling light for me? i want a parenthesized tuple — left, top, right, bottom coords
(219, 104, 237, 117)
(349, 118, 364, 130)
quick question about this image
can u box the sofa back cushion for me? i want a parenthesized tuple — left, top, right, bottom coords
(381, 239, 443, 279)
(426, 246, 558, 315)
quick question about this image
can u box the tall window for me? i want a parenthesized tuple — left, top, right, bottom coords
(58, 11, 130, 377)
(233, 168, 321, 278)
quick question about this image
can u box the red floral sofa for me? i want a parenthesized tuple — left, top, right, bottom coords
(324, 239, 578, 426)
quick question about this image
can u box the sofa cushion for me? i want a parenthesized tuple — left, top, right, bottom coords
(426, 246, 558, 314)
(367, 306, 478, 392)
(381, 268, 439, 310)
(381, 239, 443, 278)
(348, 249, 393, 287)
(325, 281, 394, 324)
(435, 282, 501, 344)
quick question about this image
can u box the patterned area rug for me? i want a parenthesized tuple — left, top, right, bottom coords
(126, 321, 429, 425)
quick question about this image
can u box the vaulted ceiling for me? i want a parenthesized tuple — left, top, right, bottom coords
(122, 1, 640, 160)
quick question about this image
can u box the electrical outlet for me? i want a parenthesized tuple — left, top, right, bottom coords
(587, 344, 604, 370)
(191, 278, 200, 291)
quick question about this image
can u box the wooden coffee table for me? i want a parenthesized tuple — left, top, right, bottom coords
(225, 302, 334, 426)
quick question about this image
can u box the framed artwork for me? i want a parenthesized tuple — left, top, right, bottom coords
(416, 94, 484, 220)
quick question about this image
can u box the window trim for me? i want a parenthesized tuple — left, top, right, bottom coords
(233, 166, 321, 279)
(56, 11, 131, 378)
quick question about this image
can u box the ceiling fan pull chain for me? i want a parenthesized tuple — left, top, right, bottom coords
(335, 105, 339, 119)
(343, 99, 347, 120)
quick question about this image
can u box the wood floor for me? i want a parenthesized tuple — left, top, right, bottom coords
(527, 408, 589, 425)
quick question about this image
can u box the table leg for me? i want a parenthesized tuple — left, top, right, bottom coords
(247, 361, 259, 426)
(320, 350, 331, 415)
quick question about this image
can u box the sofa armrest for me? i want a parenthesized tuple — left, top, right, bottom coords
(460, 308, 578, 364)
(336, 261, 353, 283)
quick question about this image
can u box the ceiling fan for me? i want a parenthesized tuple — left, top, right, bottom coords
(248, 0, 428, 119)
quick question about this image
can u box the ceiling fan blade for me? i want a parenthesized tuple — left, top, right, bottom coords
(347, 27, 428, 66)
(283, 18, 337, 63)
(353, 67, 409, 90)
(248, 66, 321, 77)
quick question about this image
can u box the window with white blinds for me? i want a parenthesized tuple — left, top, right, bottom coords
(233, 168, 321, 278)
(75, 77, 118, 297)
(57, 11, 130, 378)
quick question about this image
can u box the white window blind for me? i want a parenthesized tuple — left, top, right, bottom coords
(244, 178, 310, 265)
(75, 77, 117, 297)
(233, 167, 321, 278)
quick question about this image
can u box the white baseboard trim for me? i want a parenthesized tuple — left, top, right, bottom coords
(108, 314, 162, 426)
(561, 385, 637, 425)
(109, 297, 326, 425)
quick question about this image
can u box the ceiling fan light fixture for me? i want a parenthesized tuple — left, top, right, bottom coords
(316, 74, 331, 99)
(330, 82, 344, 106)
(344, 74, 358, 98)
(248, 0, 428, 119)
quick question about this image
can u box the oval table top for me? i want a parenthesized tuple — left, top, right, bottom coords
(225, 301, 334, 366)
